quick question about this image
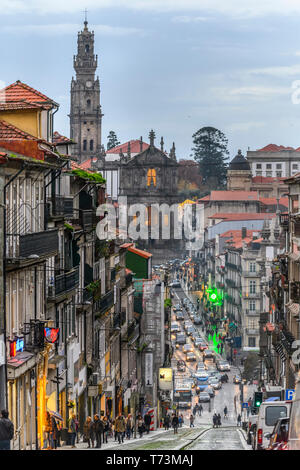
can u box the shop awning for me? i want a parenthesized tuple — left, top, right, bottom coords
(47, 409, 63, 422)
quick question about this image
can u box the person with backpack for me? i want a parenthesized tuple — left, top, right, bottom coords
(0, 410, 14, 450)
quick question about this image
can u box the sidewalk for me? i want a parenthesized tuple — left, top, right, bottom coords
(57, 426, 176, 451)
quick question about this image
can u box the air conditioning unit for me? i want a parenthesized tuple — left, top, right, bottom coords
(92, 372, 99, 386)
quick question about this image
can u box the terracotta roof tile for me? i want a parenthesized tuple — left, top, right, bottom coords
(256, 144, 300, 152)
(1, 80, 58, 107)
(206, 191, 259, 202)
(209, 212, 276, 221)
(0, 101, 45, 111)
(77, 157, 98, 170)
(106, 140, 149, 154)
(128, 246, 152, 259)
(259, 197, 288, 207)
(0, 119, 39, 141)
(53, 131, 73, 145)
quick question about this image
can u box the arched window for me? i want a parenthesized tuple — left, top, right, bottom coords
(83, 139, 87, 151)
(85, 44, 90, 53)
(147, 168, 156, 186)
(87, 99, 91, 108)
(90, 139, 94, 151)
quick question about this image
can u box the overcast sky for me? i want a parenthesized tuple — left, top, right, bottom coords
(2, 0, 300, 159)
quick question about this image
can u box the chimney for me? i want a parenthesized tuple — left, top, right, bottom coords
(242, 227, 247, 239)
(140, 137, 143, 153)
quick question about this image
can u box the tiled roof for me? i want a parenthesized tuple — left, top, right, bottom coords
(78, 157, 98, 170)
(259, 197, 288, 207)
(106, 140, 150, 154)
(252, 176, 286, 184)
(1, 80, 58, 107)
(209, 212, 276, 221)
(221, 229, 263, 249)
(198, 195, 210, 202)
(256, 144, 300, 152)
(128, 246, 152, 259)
(207, 191, 259, 202)
(0, 119, 39, 141)
(0, 101, 45, 111)
(53, 132, 73, 145)
(120, 243, 134, 250)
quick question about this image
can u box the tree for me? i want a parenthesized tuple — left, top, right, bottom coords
(191, 126, 229, 189)
(107, 131, 120, 150)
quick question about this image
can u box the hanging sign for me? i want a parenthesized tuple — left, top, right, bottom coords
(44, 328, 60, 344)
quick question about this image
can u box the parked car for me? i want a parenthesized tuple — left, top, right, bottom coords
(176, 312, 184, 321)
(194, 316, 202, 325)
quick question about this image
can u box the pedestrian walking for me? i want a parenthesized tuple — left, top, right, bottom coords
(192, 405, 197, 417)
(178, 415, 183, 428)
(125, 415, 132, 440)
(223, 406, 228, 419)
(189, 414, 195, 428)
(164, 414, 170, 430)
(144, 412, 151, 434)
(69, 414, 77, 448)
(115, 414, 126, 443)
(93, 414, 104, 448)
(198, 404, 203, 416)
(237, 414, 242, 427)
(83, 416, 94, 448)
(217, 413, 222, 428)
(137, 415, 144, 438)
(212, 413, 217, 428)
(103, 416, 109, 444)
(180, 414, 184, 427)
(0, 410, 14, 450)
(50, 415, 58, 450)
(172, 414, 179, 434)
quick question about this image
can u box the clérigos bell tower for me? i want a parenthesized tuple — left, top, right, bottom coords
(69, 16, 103, 162)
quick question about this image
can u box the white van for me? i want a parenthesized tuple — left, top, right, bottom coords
(287, 377, 300, 450)
(255, 400, 291, 450)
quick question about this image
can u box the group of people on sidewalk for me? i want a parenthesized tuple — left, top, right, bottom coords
(81, 411, 153, 449)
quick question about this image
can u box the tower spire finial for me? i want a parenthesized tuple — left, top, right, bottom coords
(83, 8, 88, 29)
(149, 129, 155, 147)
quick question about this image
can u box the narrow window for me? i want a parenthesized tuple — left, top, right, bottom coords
(83, 139, 87, 151)
(90, 139, 94, 151)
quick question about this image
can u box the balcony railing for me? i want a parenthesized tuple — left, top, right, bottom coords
(6, 229, 59, 259)
(245, 309, 260, 316)
(123, 320, 139, 344)
(47, 196, 73, 218)
(245, 328, 260, 335)
(243, 271, 259, 277)
(243, 292, 260, 299)
(48, 267, 79, 299)
(93, 289, 114, 317)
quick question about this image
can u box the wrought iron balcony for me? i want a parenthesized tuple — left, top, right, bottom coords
(93, 289, 114, 317)
(243, 271, 259, 277)
(48, 267, 79, 299)
(245, 309, 260, 316)
(122, 320, 139, 344)
(6, 229, 59, 260)
(46, 196, 73, 218)
(245, 328, 260, 335)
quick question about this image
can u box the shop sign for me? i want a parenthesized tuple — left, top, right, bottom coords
(10, 337, 24, 357)
(158, 368, 173, 391)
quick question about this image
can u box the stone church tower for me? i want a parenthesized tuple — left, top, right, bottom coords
(69, 20, 103, 162)
(227, 149, 252, 191)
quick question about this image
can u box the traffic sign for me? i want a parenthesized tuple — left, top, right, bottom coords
(285, 389, 295, 401)
(242, 402, 249, 409)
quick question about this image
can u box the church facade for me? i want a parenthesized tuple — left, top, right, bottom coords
(69, 20, 103, 162)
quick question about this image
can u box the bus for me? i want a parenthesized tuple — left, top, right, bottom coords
(287, 377, 300, 450)
(173, 381, 193, 409)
